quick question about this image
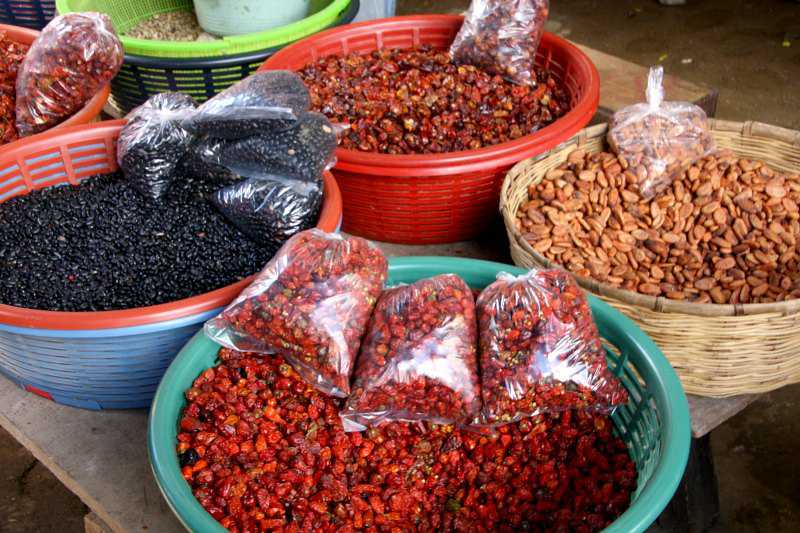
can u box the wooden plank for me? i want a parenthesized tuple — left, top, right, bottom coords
(85, 512, 114, 533)
(576, 45, 719, 123)
(687, 394, 759, 439)
(0, 375, 183, 533)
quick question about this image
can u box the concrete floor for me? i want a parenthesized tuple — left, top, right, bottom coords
(1, 0, 799, 531)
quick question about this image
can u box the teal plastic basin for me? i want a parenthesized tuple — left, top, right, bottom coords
(148, 257, 691, 532)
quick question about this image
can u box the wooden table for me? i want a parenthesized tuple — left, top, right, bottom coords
(4, 44, 742, 533)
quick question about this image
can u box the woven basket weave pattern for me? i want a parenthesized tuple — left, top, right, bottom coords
(501, 120, 800, 397)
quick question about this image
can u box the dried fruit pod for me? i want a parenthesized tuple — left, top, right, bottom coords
(181, 71, 310, 139)
(117, 92, 197, 201)
(608, 66, 715, 199)
(477, 269, 627, 424)
(15, 13, 123, 137)
(450, 0, 549, 86)
(205, 229, 388, 397)
(341, 274, 482, 431)
(0, 31, 29, 145)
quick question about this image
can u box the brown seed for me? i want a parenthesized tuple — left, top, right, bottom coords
(765, 181, 786, 198)
(712, 208, 727, 225)
(716, 257, 736, 271)
(639, 282, 661, 295)
(694, 277, 715, 291)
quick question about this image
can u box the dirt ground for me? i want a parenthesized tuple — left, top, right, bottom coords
(1, 0, 799, 531)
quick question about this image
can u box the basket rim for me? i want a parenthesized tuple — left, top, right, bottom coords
(0, 23, 110, 136)
(0, 120, 343, 330)
(55, 0, 353, 58)
(148, 257, 691, 533)
(500, 119, 800, 317)
(260, 15, 601, 173)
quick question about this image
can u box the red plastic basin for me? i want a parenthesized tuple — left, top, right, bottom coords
(261, 15, 599, 244)
(0, 120, 343, 330)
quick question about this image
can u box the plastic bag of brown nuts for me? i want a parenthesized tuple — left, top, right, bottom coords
(608, 66, 715, 200)
(450, 0, 549, 86)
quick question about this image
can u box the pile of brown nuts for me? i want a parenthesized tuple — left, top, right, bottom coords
(515, 148, 800, 304)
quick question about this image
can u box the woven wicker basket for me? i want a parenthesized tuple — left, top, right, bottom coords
(500, 120, 800, 398)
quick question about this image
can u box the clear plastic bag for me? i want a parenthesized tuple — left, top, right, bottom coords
(15, 13, 123, 137)
(341, 274, 482, 431)
(117, 93, 197, 200)
(199, 111, 337, 182)
(204, 229, 388, 397)
(450, 0, 549, 86)
(181, 71, 310, 139)
(176, 136, 239, 183)
(211, 174, 322, 253)
(608, 66, 715, 200)
(477, 269, 628, 425)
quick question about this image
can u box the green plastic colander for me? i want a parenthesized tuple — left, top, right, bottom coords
(148, 257, 691, 533)
(55, 0, 351, 58)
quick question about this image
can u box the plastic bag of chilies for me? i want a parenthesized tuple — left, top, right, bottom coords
(211, 174, 323, 254)
(205, 229, 388, 397)
(341, 274, 482, 431)
(117, 93, 197, 201)
(181, 71, 311, 139)
(476, 269, 628, 426)
(450, 0, 549, 86)
(608, 66, 715, 199)
(15, 13, 123, 137)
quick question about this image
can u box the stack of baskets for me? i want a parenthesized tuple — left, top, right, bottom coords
(55, 0, 359, 114)
(0, 0, 55, 29)
(501, 120, 800, 398)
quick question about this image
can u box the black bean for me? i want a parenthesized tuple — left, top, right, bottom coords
(182, 71, 310, 139)
(118, 92, 197, 200)
(0, 171, 272, 311)
(211, 174, 322, 253)
(206, 112, 337, 182)
(177, 136, 240, 183)
(179, 448, 200, 467)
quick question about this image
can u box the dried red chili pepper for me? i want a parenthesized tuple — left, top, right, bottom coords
(298, 46, 570, 155)
(15, 13, 123, 137)
(450, 0, 550, 86)
(477, 269, 628, 425)
(0, 32, 29, 145)
(178, 349, 636, 532)
(341, 274, 481, 430)
(205, 229, 388, 397)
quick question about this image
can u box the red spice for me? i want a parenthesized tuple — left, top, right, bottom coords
(0, 32, 29, 145)
(342, 274, 481, 430)
(178, 349, 636, 532)
(205, 229, 388, 397)
(14, 13, 123, 137)
(298, 46, 570, 155)
(477, 269, 628, 425)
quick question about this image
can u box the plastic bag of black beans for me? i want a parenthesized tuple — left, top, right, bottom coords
(211, 174, 323, 253)
(177, 136, 240, 184)
(181, 71, 310, 139)
(200, 111, 337, 182)
(117, 92, 197, 200)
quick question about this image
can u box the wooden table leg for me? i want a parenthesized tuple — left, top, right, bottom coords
(651, 435, 720, 532)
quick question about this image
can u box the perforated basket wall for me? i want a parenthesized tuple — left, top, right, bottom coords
(148, 258, 691, 533)
(0, 0, 55, 29)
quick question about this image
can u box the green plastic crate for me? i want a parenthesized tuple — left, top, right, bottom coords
(55, 0, 351, 58)
(148, 257, 691, 533)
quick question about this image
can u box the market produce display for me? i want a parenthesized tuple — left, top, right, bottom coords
(608, 67, 715, 200)
(15, 12, 123, 136)
(515, 147, 800, 304)
(0, 172, 268, 312)
(117, 92, 198, 200)
(450, 0, 549, 86)
(182, 71, 311, 139)
(342, 274, 482, 430)
(177, 348, 637, 532)
(206, 230, 388, 397)
(477, 269, 628, 424)
(211, 176, 322, 252)
(0, 31, 29, 145)
(298, 45, 570, 154)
